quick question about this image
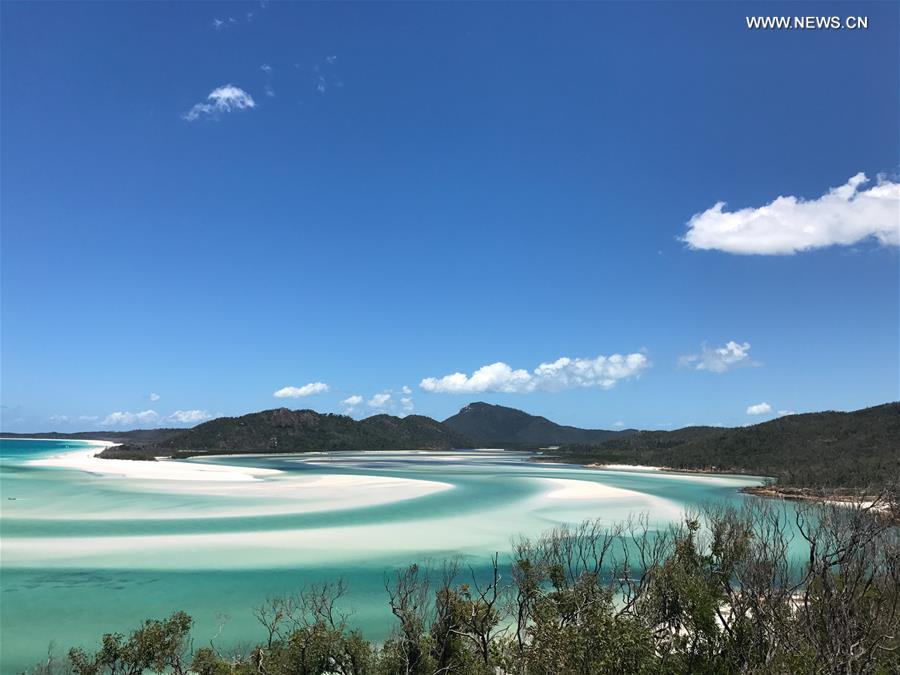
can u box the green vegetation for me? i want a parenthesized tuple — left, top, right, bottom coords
(442, 402, 631, 447)
(97, 408, 472, 459)
(31, 400, 900, 492)
(550, 403, 900, 489)
(28, 496, 900, 675)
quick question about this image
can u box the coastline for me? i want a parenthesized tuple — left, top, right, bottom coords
(27, 446, 283, 482)
(538, 455, 899, 520)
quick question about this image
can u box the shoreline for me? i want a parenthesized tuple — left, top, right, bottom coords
(0, 437, 115, 444)
(538, 456, 899, 519)
(26, 447, 283, 482)
(743, 485, 899, 525)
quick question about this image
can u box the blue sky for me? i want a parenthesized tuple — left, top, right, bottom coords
(2, 1, 898, 432)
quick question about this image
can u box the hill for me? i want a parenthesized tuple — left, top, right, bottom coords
(552, 402, 900, 488)
(12, 402, 898, 491)
(442, 402, 633, 447)
(99, 408, 472, 458)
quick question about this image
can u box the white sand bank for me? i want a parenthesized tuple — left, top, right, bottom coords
(19, 447, 454, 520)
(593, 464, 664, 471)
(28, 447, 282, 482)
(543, 477, 649, 501)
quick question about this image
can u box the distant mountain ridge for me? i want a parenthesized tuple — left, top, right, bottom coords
(554, 402, 900, 488)
(97, 408, 472, 458)
(442, 402, 634, 447)
(6, 402, 899, 491)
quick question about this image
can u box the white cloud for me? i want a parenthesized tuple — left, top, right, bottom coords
(212, 18, 226, 30)
(149, 392, 160, 402)
(340, 395, 364, 416)
(420, 352, 649, 394)
(168, 410, 213, 424)
(679, 341, 754, 373)
(683, 173, 900, 255)
(102, 410, 160, 427)
(401, 385, 412, 394)
(273, 382, 329, 398)
(746, 402, 772, 416)
(49, 415, 69, 423)
(260, 64, 272, 73)
(777, 409, 797, 417)
(78, 415, 99, 422)
(612, 420, 625, 428)
(368, 393, 391, 408)
(400, 397, 414, 412)
(182, 84, 256, 122)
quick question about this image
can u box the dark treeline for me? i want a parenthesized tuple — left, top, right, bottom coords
(551, 403, 900, 489)
(97, 409, 471, 460)
(27, 494, 900, 675)
(27, 402, 899, 492)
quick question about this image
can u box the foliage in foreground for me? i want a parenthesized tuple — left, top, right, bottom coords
(28, 495, 900, 675)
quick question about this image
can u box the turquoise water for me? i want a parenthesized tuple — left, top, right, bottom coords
(0, 439, 771, 673)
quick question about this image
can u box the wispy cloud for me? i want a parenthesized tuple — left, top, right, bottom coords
(777, 409, 797, 417)
(420, 352, 649, 394)
(683, 173, 900, 255)
(679, 341, 755, 373)
(168, 410, 213, 424)
(212, 3, 267, 32)
(297, 56, 343, 95)
(273, 382, 329, 398)
(102, 410, 160, 427)
(340, 395, 364, 416)
(746, 402, 772, 416)
(182, 84, 256, 122)
(149, 392, 160, 402)
(368, 393, 391, 408)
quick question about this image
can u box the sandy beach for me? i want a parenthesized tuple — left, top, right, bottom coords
(542, 477, 650, 500)
(589, 463, 664, 472)
(18, 445, 455, 521)
(28, 446, 282, 482)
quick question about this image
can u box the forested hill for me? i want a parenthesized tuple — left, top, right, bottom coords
(100, 408, 472, 458)
(551, 402, 900, 488)
(13, 402, 900, 490)
(443, 402, 633, 447)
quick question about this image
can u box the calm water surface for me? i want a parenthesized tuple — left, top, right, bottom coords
(0, 439, 773, 673)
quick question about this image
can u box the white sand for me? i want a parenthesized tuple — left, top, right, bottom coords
(20, 446, 455, 520)
(28, 447, 282, 482)
(594, 464, 664, 471)
(542, 477, 651, 500)
(0, 479, 681, 569)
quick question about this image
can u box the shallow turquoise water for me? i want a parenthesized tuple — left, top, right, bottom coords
(0, 439, 772, 673)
